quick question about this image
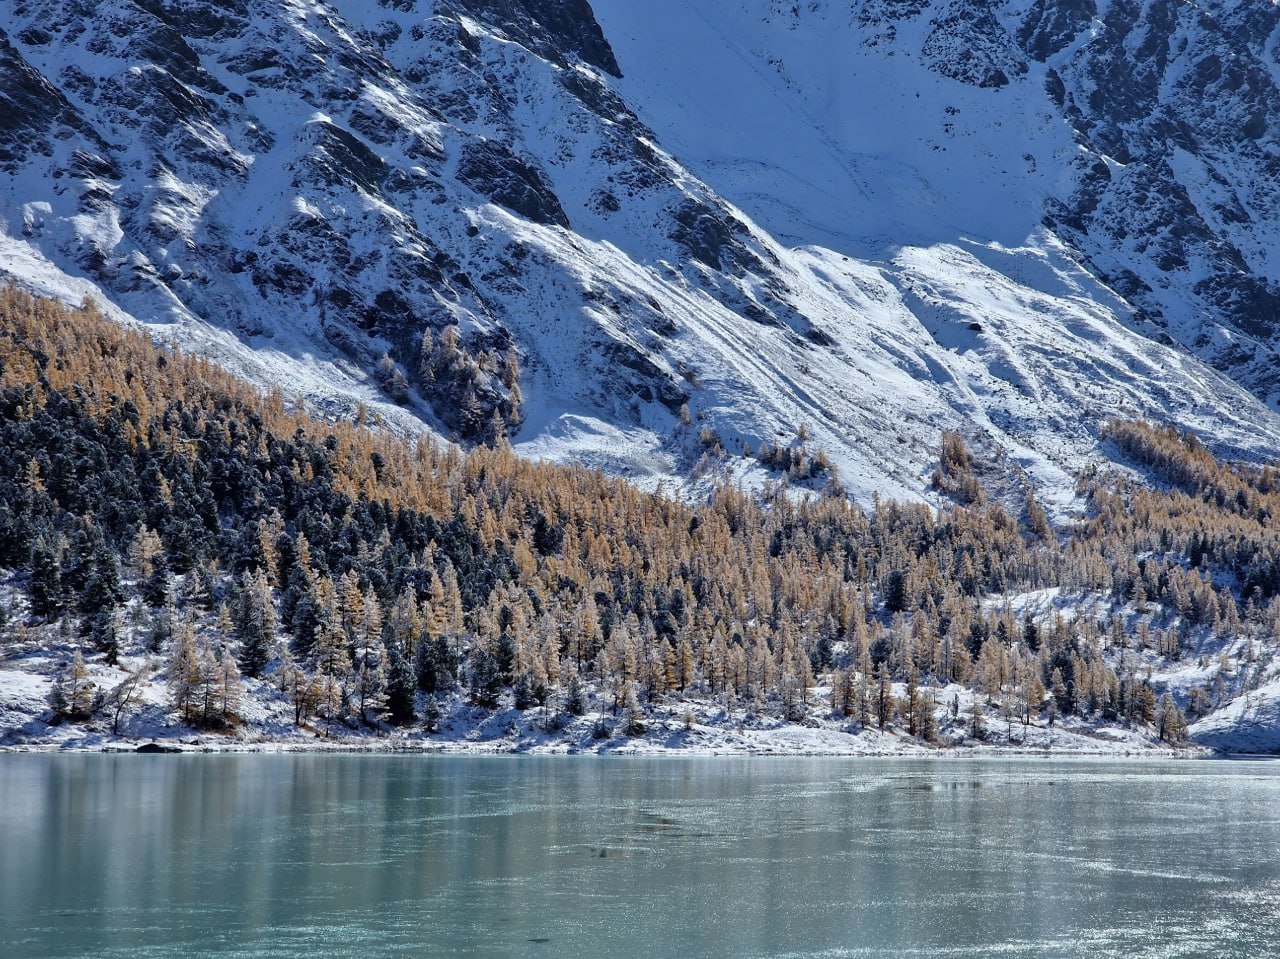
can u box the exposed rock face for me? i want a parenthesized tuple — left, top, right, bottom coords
(456, 140, 569, 228)
(1005, 0, 1280, 402)
(0, 0, 656, 442)
(0, 35, 98, 165)
(3, 0, 1280, 501)
(451, 0, 621, 77)
(923, 2, 1027, 89)
(914, 0, 1280, 401)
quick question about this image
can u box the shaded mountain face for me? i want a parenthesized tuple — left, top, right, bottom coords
(2, 0, 1280, 505)
(1017, 0, 1280, 402)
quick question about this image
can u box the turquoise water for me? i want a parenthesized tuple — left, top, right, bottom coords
(2, 756, 1278, 958)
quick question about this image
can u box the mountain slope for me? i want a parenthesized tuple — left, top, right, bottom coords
(1, 0, 1279, 507)
(3, 290, 1272, 754)
(596, 0, 1280, 406)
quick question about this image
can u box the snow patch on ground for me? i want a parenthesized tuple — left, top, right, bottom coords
(1191, 678, 1280, 754)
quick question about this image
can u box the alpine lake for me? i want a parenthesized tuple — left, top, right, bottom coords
(2, 755, 1279, 958)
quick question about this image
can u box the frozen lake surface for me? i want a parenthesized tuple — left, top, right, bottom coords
(2, 756, 1278, 958)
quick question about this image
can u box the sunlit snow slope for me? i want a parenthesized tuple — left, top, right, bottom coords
(589, 0, 1280, 503)
(1, 0, 1280, 507)
(596, 0, 1067, 254)
(598, 0, 1280, 405)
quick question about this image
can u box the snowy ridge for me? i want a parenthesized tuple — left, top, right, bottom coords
(1, 0, 1280, 511)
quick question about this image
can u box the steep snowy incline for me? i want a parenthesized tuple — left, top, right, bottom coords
(1015, 0, 1280, 405)
(595, 0, 1280, 406)
(593, 0, 1073, 255)
(1, 0, 1279, 506)
(585, 0, 1280, 497)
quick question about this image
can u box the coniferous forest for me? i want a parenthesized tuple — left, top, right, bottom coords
(2, 287, 1277, 750)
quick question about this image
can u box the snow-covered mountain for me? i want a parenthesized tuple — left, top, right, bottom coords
(4, 0, 1280, 505)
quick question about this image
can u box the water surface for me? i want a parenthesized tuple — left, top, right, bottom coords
(2, 755, 1278, 958)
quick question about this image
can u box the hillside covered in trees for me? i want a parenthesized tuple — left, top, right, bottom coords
(1, 289, 1277, 753)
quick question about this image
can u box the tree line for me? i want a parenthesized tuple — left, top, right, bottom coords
(6, 287, 1272, 743)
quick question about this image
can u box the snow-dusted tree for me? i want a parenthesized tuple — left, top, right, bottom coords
(275, 640, 296, 692)
(167, 618, 201, 723)
(313, 670, 345, 730)
(49, 649, 95, 720)
(1129, 680, 1157, 726)
(415, 634, 455, 695)
(528, 654, 551, 710)
(217, 647, 243, 723)
(375, 353, 411, 404)
(278, 645, 318, 727)
(564, 666, 587, 716)
(337, 571, 365, 645)
(829, 667, 852, 716)
(29, 536, 65, 620)
(676, 637, 696, 693)
(384, 644, 416, 726)
(976, 638, 1008, 701)
(914, 683, 938, 743)
(387, 589, 423, 658)
(469, 649, 503, 709)
(969, 700, 986, 740)
(512, 670, 536, 711)
(568, 596, 600, 672)
(421, 691, 444, 733)
(237, 569, 275, 679)
(875, 663, 893, 729)
(87, 609, 120, 667)
(141, 552, 172, 609)
(439, 564, 465, 635)
(539, 634, 561, 697)
(855, 664, 873, 729)
(127, 524, 164, 579)
(778, 658, 804, 721)
(1186, 685, 1212, 719)
(1154, 693, 1187, 742)
(312, 577, 350, 694)
(73, 525, 124, 629)
(103, 663, 150, 736)
(621, 683, 645, 737)
(904, 670, 921, 737)
(351, 593, 387, 724)
(192, 640, 222, 726)
(1021, 673, 1047, 731)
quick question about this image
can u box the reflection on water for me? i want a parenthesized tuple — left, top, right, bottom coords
(1, 756, 1279, 958)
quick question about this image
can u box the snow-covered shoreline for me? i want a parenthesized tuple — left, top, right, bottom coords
(0, 704, 1211, 758)
(0, 636, 1232, 759)
(0, 741, 1209, 757)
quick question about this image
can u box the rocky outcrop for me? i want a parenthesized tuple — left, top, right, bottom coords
(451, 0, 621, 77)
(0, 35, 98, 166)
(922, 2, 1027, 89)
(1005, 0, 1280, 402)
